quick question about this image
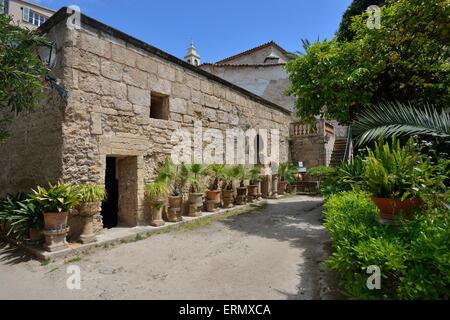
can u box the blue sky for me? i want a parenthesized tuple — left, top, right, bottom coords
(35, 0, 352, 62)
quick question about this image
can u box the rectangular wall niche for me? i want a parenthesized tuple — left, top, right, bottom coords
(150, 92, 169, 120)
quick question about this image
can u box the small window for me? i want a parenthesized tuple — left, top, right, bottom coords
(0, 0, 7, 14)
(150, 92, 169, 120)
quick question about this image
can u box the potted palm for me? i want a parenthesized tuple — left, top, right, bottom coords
(221, 166, 237, 208)
(157, 159, 186, 221)
(73, 184, 107, 243)
(364, 137, 424, 223)
(31, 183, 79, 252)
(235, 165, 248, 205)
(278, 162, 297, 194)
(187, 164, 206, 216)
(204, 164, 224, 212)
(145, 180, 169, 227)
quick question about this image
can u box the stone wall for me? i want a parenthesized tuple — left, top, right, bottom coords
(0, 20, 68, 198)
(200, 64, 295, 111)
(54, 16, 292, 226)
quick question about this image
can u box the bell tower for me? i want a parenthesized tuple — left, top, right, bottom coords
(184, 40, 201, 66)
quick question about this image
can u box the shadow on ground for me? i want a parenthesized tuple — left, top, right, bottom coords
(0, 241, 32, 265)
(220, 197, 343, 300)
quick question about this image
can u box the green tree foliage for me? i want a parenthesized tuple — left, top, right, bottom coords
(336, 0, 389, 42)
(0, 12, 49, 142)
(286, 0, 450, 123)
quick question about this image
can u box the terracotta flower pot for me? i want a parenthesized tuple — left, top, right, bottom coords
(372, 197, 423, 222)
(206, 190, 221, 204)
(247, 185, 258, 196)
(168, 196, 183, 209)
(43, 212, 68, 231)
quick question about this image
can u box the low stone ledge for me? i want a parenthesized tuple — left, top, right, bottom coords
(1, 200, 268, 262)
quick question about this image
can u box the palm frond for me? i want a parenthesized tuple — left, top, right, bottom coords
(353, 102, 450, 146)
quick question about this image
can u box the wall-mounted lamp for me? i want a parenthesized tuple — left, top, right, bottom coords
(38, 42, 57, 69)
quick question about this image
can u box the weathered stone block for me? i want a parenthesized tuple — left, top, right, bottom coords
(123, 66, 148, 89)
(133, 104, 149, 116)
(80, 32, 111, 58)
(170, 98, 187, 114)
(128, 86, 150, 106)
(101, 59, 123, 81)
(136, 55, 158, 74)
(172, 83, 191, 100)
(112, 44, 136, 67)
(157, 63, 176, 81)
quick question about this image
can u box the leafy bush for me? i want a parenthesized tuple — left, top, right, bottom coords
(30, 183, 79, 213)
(74, 184, 107, 203)
(324, 191, 450, 299)
(0, 194, 43, 239)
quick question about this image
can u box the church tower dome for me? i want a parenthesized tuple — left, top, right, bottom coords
(184, 40, 201, 66)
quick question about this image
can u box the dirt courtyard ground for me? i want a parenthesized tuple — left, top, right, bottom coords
(0, 195, 341, 300)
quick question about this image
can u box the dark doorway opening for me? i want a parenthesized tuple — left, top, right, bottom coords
(101, 157, 118, 229)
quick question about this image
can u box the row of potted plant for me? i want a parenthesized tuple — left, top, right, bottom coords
(0, 183, 107, 245)
(144, 160, 303, 225)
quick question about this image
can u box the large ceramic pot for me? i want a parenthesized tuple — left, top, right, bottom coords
(372, 197, 423, 222)
(222, 190, 234, 208)
(189, 193, 204, 207)
(44, 212, 68, 231)
(206, 190, 221, 204)
(168, 196, 183, 209)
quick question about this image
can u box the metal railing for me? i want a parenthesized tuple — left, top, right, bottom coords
(342, 126, 353, 163)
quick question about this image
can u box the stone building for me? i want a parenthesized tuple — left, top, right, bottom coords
(1, 0, 54, 29)
(200, 41, 351, 168)
(0, 8, 293, 228)
(0, 7, 352, 232)
(200, 41, 296, 112)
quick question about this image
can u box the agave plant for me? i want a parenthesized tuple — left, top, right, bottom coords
(353, 102, 450, 146)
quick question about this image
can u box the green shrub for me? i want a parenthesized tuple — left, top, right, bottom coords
(324, 191, 450, 299)
(74, 184, 107, 203)
(30, 183, 79, 213)
(0, 194, 43, 239)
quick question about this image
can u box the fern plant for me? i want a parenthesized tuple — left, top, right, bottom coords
(364, 137, 422, 199)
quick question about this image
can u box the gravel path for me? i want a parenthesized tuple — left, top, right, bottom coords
(0, 195, 340, 300)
